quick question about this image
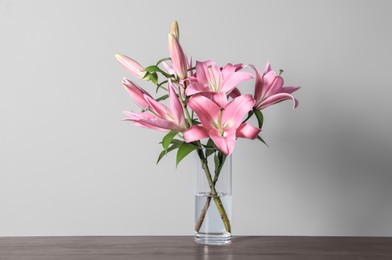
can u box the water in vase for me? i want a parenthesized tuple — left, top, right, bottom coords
(195, 192, 232, 245)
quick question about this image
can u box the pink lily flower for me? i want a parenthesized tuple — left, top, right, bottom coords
(253, 63, 300, 110)
(183, 94, 261, 155)
(115, 54, 146, 79)
(122, 78, 152, 110)
(168, 33, 188, 79)
(123, 81, 186, 132)
(185, 61, 253, 99)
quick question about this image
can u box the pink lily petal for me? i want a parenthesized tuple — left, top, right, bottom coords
(222, 94, 255, 129)
(236, 123, 261, 139)
(188, 57, 194, 76)
(228, 87, 241, 99)
(234, 63, 246, 71)
(221, 63, 246, 79)
(123, 111, 183, 132)
(168, 80, 185, 126)
(123, 112, 167, 131)
(256, 93, 299, 110)
(221, 63, 237, 79)
(220, 71, 254, 93)
(265, 75, 284, 97)
(168, 33, 188, 79)
(183, 125, 209, 143)
(144, 95, 171, 120)
(122, 78, 152, 109)
(281, 86, 301, 94)
(115, 54, 146, 79)
(195, 61, 210, 86)
(253, 63, 271, 102)
(253, 67, 263, 102)
(260, 71, 283, 99)
(187, 95, 220, 130)
(185, 82, 209, 96)
(209, 128, 236, 155)
(162, 61, 175, 75)
(212, 93, 228, 108)
(196, 60, 222, 91)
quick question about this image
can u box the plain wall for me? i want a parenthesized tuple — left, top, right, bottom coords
(1, 0, 391, 236)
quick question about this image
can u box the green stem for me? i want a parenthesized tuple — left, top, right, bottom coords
(177, 83, 193, 128)
(194, 152, 227, 232)
(195, 196, 212, 232)
(195, 149, 231, 233)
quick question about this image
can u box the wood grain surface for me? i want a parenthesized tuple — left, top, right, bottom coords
(0, 236, 391, 260)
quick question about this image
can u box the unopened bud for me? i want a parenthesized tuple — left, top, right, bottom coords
(170, 20, 180, 40)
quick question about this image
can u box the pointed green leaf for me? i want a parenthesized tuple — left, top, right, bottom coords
(144, 65, 161, 73)
(156, 141, 182, 164)
(144, 65, 172, 78)
(254, 110, 264, 129)
(205, 139, 216, 158)
(162, 131, 177, 152)
(256, 135, 268, 147)
(244, 111, 254, 123)
(219, 152, 227, 169)
(149, 72, 158, 85)
(142, 71, 158, 84)
(176, 143, 198, 167)
(213, 152, 227, 183)
(156, 94, 169, 102)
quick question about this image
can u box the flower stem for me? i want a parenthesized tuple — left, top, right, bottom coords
(195, 149, 231, 233)
(178, 83, 193, 128)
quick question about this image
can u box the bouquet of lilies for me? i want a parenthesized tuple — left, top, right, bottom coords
(116, 21, 299, 234)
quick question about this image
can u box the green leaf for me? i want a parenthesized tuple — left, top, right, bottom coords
(219, 152, 227, 169)
(176, 143, 198, 167)
(213, 152, 227, 183)
(144, 65, 162, 73)
(144, 65, 172, 78)
(156, 94, 169, 102)
(142, 72, 158, 84)
(254, 110, 264, 129)
(204, 139, 216, 158)
(256, 135, 268, 147)
(162, 131, 177, 152)
(149, 72, 158, 85)
(244, 111, 254, 123)
(214, 153, 220, 174)
(156, 140, 183, 164)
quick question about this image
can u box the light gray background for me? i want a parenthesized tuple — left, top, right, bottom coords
(1, 0, 391, 236)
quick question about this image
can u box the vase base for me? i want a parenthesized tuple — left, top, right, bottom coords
(194, 233, 231, 245)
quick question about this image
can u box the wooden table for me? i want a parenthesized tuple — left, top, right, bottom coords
(0, 236, 391, 260)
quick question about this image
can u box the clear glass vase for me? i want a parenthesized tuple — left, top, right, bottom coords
(194, 149, 232, 245)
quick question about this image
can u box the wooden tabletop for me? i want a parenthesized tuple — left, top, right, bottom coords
(0, 236, 391, 260)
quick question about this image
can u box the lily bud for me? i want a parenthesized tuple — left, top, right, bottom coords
(122, 78, 151, 109)
(170, 20, 180, 40)
(115, 54, 146, 79)
(168, 33, 188, 79)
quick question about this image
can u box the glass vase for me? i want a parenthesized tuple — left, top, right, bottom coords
(194, 149, 232, 245)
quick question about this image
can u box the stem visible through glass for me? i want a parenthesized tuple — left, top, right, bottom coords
(195, 149, 231, 233)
